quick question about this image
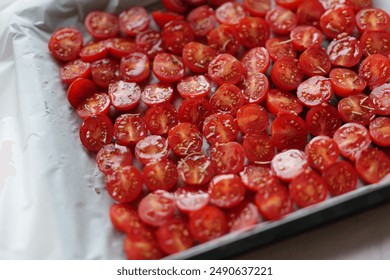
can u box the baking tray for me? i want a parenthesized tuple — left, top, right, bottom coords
(0, 0, 389, 260)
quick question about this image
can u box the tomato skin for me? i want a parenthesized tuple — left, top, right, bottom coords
(337, 94, 376, 126)
(162, 0, 189, 14)
(243, 133, 276, 163)
(266, 88, 303, 116)
(153, 53, 186, 83)
(360, 31, 390, 57)
(270, 58, 304, 91)
(240, 165, 278, 192)
(255, 184, 293, 221)
(177, 153, 214, 186)
(320, 5, 356, 39)
(174, 185, 210, 213)
(327, 36, 363, 68)
(210, 83, 244, 116)
(237, 16, 270, 49)
(156, 219, 194, 255)
(120, 52, 150, 83)
(265, 6, 297, 35)
(135, 135, 170, 165)
(161, 20, 195, 54)
(79, 114, 113, 152)
(289, 169, 328, 208)
(178, 97, 213, 129)
(67, 78, 98, 108)
(182, 42, 217, 73)
(305, 104, 341, 137)
(186, 5, 217, 37)
(76, 92, 111, 119)
(299, 47, 331, 77)
(329, 68, 367, 98)
(108, 81, 141, 112)
(60, 59, 91, 85)
(355, 8, 390, 32)
(210, 142, 245, 175)
(48, 28, 83, 62)
(145, 102, 178, 135)
(355, 148, 390, 184)
(84, 11, 119, 40)
(369, 83, 390, 116)
(189, 205, 228, 243)
(271, 149, 308, 182)
(305, 136, 340, 172)
(119, 7, 150, 36)
(208, 53, 244, 86)
(296, 76, 333, 108)
(96, 143, 132, 175)
(369, 117, 390, 147)
(124, 234, 164, 260)
(322, 161, 358, 196)
(167, 122, 203, 157)
(227, 200, 259, 232)
(203, 113, 239, 145)
(143, 160, 178, 191)
(113, 114, 148, 146)
(138, 191, 176, 227)
(358, 54, 390, 89)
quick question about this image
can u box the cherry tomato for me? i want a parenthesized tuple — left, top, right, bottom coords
(298, 47, 331, 77)
(265, 37, 297, 61)
(145, 102, 178, 135)
(60, 59, 91, 85)
(153, 53, 186, 83)
(270, 58, 304, 91)
(188, 205, 228, 243)
(76, 92, 111, 119)
(338, 94, 376, 126)
(322, 161, 358, 196)
(202, 113, 239, 145)
(327, 36, 363, 68)
(119, 7, 150, 36)
(271, 113, 308, 151)
(239, 73, 270, 104)
(91, 58, 120, 89)
(79, 114, 113, 152)
(207, 24, 241, 54)
(236, 104, 269, 135)
(107, 38, 138, 58)
(369, 83, 390, 116)
(360, 31, 390, 57)
(106, 166, 143, 203)
(143, 160, 178, 191)
(186, 5, 217, 37)
(135, 135, 170, 165)
(119, 52, 150, 83)
(266, 88, 303, 116)
(289, 169, 328, 208)
(208, 54, 244, 86)
(208, 174, 246, 208)
(240, 165, 278, 192)
(67, 78, 97, 108)
(243, 133, 275, 163)
(84, 11, 119, 40)
(320, 5, 356, 39)
(355, 8, 390, 32)
(124, 234, 164, 260)
(271, 149, 308, 182)
(138, 191, 176, 227)
(177, 75, 211, 99)
(79, 41, 108, 62)
(135, 30, 165, 59)
(177, 153, 214, 186)
(265, 6, 297, 35)
(152, 11, 184, 29)
(255, 184, 293, 220)
(358, 54, 390, 89)
(241, 47, 270, 74)
(290, 25, 323, 52)
(108, 81, 141, 111)
(237, 16, 270, 49)
(161, 20, 195, 54)
(355, 148, 390, 184)
(210, 83, 244, 116)
(305, 103, 341, 137)
(297, 76, 333, 108)
(177, 97, 213, 129)
(329, 68, 367, 97)
(96, 143, 132, 175)
(167, 122, 203, 157)
(174, 185, 210, 213)
(243, 0, 271, 17)
(210, 142, 245, 175)
(215, 2, 247, 26)
(369, 117, 390, 147)
(333, 122, 371, 161)
(109, 203, 148, 235)
(141, 83, 174, 107)
(48, 27, 83, 61)
(305, 136, 340, 172)
(162, 0, 189, 14)
(296, 0, 325, 28)
(182, 42, 218, 73)
(347, 0, 373, 13)
(113, 114, 148, 146)
(227, 200, 259, 232)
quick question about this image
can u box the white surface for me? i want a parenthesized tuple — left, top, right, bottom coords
(0, 0, 389, 260)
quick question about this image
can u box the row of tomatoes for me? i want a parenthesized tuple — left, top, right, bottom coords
(48, 0, 390, 259)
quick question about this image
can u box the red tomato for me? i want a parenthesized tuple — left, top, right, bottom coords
(208, 54, 244, 86)
(360, 31, 390, 57)
(347, 0, 373, 13)
(96, 143, 132, 175)
(329, 68, 367, 97)
(296, 76, 333, 107)
(270, 58, 304, 91)
(48, 27, 83, 61)
(177, 97, 213, 129)
(189, 205, 228, 243)
(113, 114, 148, 146)
(236, 104, 269, 134)
(271, 113, 308, 151)
(124, 234, 164, 260)
(210, 0, 232, 7)
(109, 203, 148, 235)
(243, 133, 275, 163)
(207, 24, 241, 54)
(162, 0, 189, 14)
(320, 5, 356, 39)
(369, 117, 390, 147)
(67, 78, 97, 108)
(338, 94, 376, 126)
(240, 165, 278, 192)
(266, 88, 303, 116)
(299, 47, 331, 77)
(265, 37, 297, 61)
(79, 114, 113, 152)
(358, 54, 390, 89)
(355, 148, 390, 184)
(369, 83, 390, 116)
(305, 136, 340, 172)
(333, 123, 371, 161)
(296, 0, 325, 28)
(241, 47, 270, 74)
(105, 165, 143, 204)
(167, 122, 203, 157)
(177, 153, 214, 186)
(356, 8, 390, 32)
(108, 81, 141, 111)
(60, 59, 91, 85)
(239, 73, 270, 104)
(76, 92, 111, 119)
(141, 83, 173, 107)
(290, 25, 323, 51)
(243, 0, 271, 17)
(84, 11, 119, 40)
(265, 6, 297, 35)
(79, 41, 108, 62)
(208, 174, 246, 208)
(161, 20, 195, 54)
(237, 16, 270, 49)
(145, 102, 178, 135)
(156, 218, 195, 255)
(135, 30, 165, 59)
(210, 142, 245, 175)
(119, 52, 150, 83)
(143, 160, 178, 191)
(327, 36, 363, 68)
(186, 5, 217, 37)
(177, 75, 211, 99)
(271, 149, 308, 182)
(215, 2, 247, 26)
(322, 161, 358, 196)
(138, 191, 176, 227)
(91, 58, 120, 89)
(305, 104, 341, 137)
(210, 83, 244, 116)
(174, 185, 210, 213)
(152, 11, 184, 29)
(276, 0, 304, 10)
(107, 38, 138, 58)
(227, 200, 259, 232)
(289, 169, 328, 208)
(255, 184, 293, 220)
(135, 135, 170, 165)
(182, 42, 217, 73)
(203, 113, 239, 145)
(119, 7, 150, 36)
(153, 53, 186, 83)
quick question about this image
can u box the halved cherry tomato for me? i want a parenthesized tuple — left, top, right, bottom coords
(243, 0, 271, 17)
(347, 0, 373, 13)
(162, 0, 189, 14)
(327, 36, 363, 68)
(182, 42, 217, 73)
(79, 114, 113, 152)
(119, 7, 150, 36)
(236, 104, 269, 135)
(152, 11, 184, 29)
(60, 59, 91, 85)
(358, 54, 390, 89)
(356, 8, 390, 32)
(135, 135, 170, 165)
(243, 133, 275, 163)
(210, 83, 244, 116)
(161, 20, 195, 54)
(145, 102, 178, 135)
(215, 2, 247, 26)
(369, 83, 390, 116)
(305, 136, 340, 172)
(210, 142, 245, 174)
(320, 5, 356, 39)
(177, 97, 213, 129)
(208, 174, 246, 208)
(369, 117, 390, 147)
(207, 24, 241, 54)
(255, 184, 293, 220)
(305, 103, 341, 137)
(119, 52, 150, 83)
(290, 25, 323, 51)
(177, 153, 214, 186)
(141, 83, 173, 107)
(135, 30, 165, 59)
(208, 54, 244, 86)
(355, 148, 390, 184)
(108, 81, 141, 111)
(84, 11, 119, 40)
(299, 47, 331, 77)
(167, 122, 203, 157)
(333, 122, 371, 161)
(186, 5, 217, 37)
(296, 76, 333, 108)
(79, 41, 108, 62)
(109, 203, 149, 235)
(338, 94, 376, 126)
(329, 68, 367, 97)
(113, 114, 148, 146)
(203, 113, 239, 145)
(174, 185, 210, 213)
(240, 165, 278, 192)
(177, 75, 211, 99)
(265, 6, 297, 35)
(322, 161, 358, 196)
(76, 92, 111, 119)
(96, 143, 132, 175)
(266, 88, 303, 116)
(276, 0, 304, 10)
(237, 16, 270, 49)
(241, 47, 270, 74)
(270, 58, 304, 91)
(91, 58, 120, 88)
(271, 113, 308, 151)
(67, 78, 97, 108)
(138, 191, 176, 227)
(227, 200, 259, 232)
(296, 0, 325, 28)
(107, 38, 138, 58)
(124, 234, 164, 260)
(153, 53, 186, 83)
(265, 37, 297, 61)
(143, 160, 178, 191)
(360, 31, 390, 57)
(48, 27, 83, 62)
(239, 73, 270, 104)
(289, 168, 328, 208)
(271, 149, 308, 182)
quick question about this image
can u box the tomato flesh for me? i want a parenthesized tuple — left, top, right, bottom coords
(255, 184, 293, 220)
(355, 148, 390, 184)
(305, 136, 340, 172)
(323, 161, 358, 196)
(271, 149, 308, 182)
(48, 28, 83, 61)
(79, 114, 113, 152)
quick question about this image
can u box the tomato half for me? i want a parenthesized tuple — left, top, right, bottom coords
(327, 36, 363, 68)
(203, 113, 239, 145)
(135, 29, 165, 59)
(108, 81, 141, 111)
(266, 88, 303, 116)
(369, 83, 390, 116)
(210, 83, 244, 116)
(322, 161, 358, 196)
(145, 102, 178, 135)
(177, 97, 213, 129)
(113, 114, 148, 146)
(265, 6, 297, 35)
(243, 0, 271, 17)
(240, 165, 278, 192)
(135, 135, 170, 165)
(177, 75, 211, 99)
(67, 78, 97, 108)
(299, 47, 331, 77)
(124, 234, 164, 260)
(296, 76, 333, 108)
(271, 149, 308, 182)
(207, 24, 241, 54)
(91, 58, 120, 89)
(210, 142, 245, 175)
(241, 47, 270, 74)
(320, 5, 356, 39)
(79, 114, 113, 152)
(227, 200, 259, 232)
(239, 73, 270, 104)
(106, 166, 143, 203)
(143, 160, 178, 191)
(255, 184, 293, 220)
(161, 20, 195, 54)
(80, 41, 108, 62)
(236, 104, 269, 135)
(84, 11, 119, 40)
(138, 191, 176, 227)
(243, 132, 275, 163)
(119, 7, 150, 36)
(208, 174, 246, 208)
(355, 148, 390, 184)
(174, 185, 210, 213)
(360, 31, 390, 57)
(186, 5, 217, 37)
(338, 94, 376, 126)
(290, 25, 323, 52)
(356, 8, 390, 32)
(167, 122, 203, 157)
(369, 117, 390, 147)
(48, 27, 83, 61)
(182, 42, 218, 73)
(208, 53, 244, 86)
(305, 136, 340, 172)
(152, 11, 184, 29)
(60, 59, 91, 85)
(270, 58, 304, 91)
(177, 153, 214, 186)
(296, 0, 325, 28)
(329, 68, 367, 97)
(215, 2, 247, 26)
(76, 92, 111, 119)
(96, 143, 133, 175)
(153, 53, 186, 83)
(358, 54, 390, 89)
(237, 16, 270, 49)
(305, 104, 341, 137)
(141, 83, 174, 107)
